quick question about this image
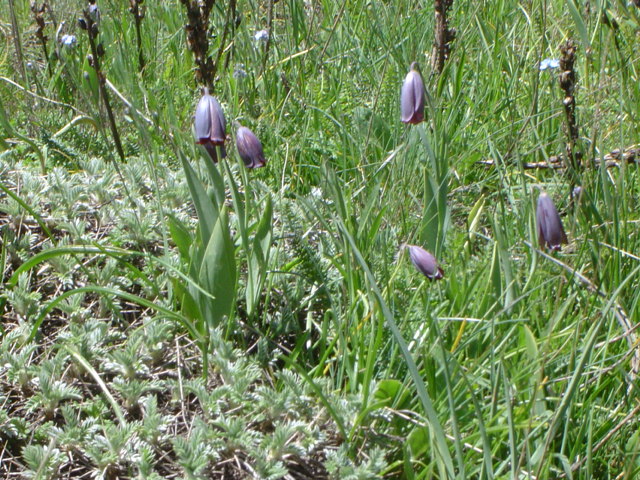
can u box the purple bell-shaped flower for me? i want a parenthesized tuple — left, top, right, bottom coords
(236, 125, 266, 169)
(407, 245, 444, 280)
(194, 87, 226, 163)
(536, 192, 568, 250)
(400, 62, 425, 125)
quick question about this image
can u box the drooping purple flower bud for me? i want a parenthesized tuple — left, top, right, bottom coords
(400, 62, 425, 125)
(194, 87, 226, 163)
(236, 125, 266, 169)
(407, 245, 444, 280)
(536, 192, 568, 251)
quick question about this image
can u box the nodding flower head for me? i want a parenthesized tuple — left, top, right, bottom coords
(536, 192, 568, 251)
(194, 88, 226, 163)
(236, 125, 266, 169)
(400, 62, 425, 125)
(406, 245, 444, 280)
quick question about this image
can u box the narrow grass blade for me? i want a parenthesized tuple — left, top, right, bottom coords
(335, 218, 455, 478)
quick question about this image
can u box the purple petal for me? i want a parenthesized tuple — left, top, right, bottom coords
(536, 192, 568, 250)
(236, 126, 266, 169)
(401, 63, 425, 125)
(408, 245, 444, 280)
(194, 88, 226, 145)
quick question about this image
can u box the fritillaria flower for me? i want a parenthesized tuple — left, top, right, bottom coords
(194, 87, 226, 163)
(400, 62, 425, 125)
(536, 192, 568, 251)
(407, 245, 444, 280)
(236, 124, 266, 169)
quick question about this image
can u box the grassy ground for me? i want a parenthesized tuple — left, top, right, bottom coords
(2, 0, 640, 478)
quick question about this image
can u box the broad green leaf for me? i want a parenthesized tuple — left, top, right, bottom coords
(247, 195, 273, 317)
(198, 207, 237, 329)
(222, 160, 247, 247)
(202, 156, 226, 207)
(519, 324, 539, 362)
(407, 426, 430, 458)
(373, 379, 408, 408)
(170, 276, 203, 327)
(167, 214, 193, 262)
(180, 152, 218, 244)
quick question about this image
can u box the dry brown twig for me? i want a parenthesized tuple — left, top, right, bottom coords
(431, 0, 456, 74)
(180, 0, 216, 88)
(477, 144, 640, 169)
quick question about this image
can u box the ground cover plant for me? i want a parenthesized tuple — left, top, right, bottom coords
(1, 0, 640, 478)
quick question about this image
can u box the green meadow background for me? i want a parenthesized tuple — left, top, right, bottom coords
(1, 0, 640, 478)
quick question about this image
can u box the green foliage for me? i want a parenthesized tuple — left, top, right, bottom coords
(2, 0, 640, 478)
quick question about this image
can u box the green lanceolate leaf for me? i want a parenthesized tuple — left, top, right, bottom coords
(246, 195, 273, 318)
(198, 207, 237, 330)
(180, 151, 219, 244)
(167, 214, 193, 262)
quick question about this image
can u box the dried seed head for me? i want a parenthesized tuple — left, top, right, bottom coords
(536, 192, 568, 251)
(400, 62, 425, 125)
(236, 125, 266, 169)
(407, 245, 444, 280)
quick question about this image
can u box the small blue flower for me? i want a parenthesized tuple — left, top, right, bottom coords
(539, 58, 560, 71)
(572, 186, 583, 199)
(61, 34, 77, 48)
(254, 30, 269, 43)
(233, 64, 247, 79)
